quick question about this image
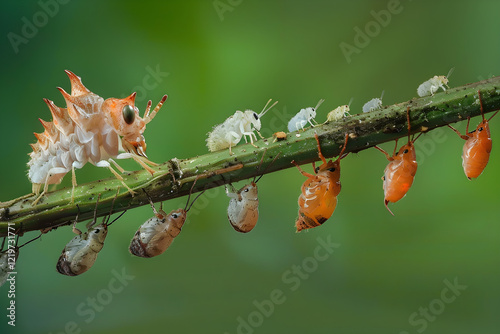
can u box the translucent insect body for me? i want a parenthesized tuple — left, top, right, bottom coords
(206, 99, 278, 155)
(28, 70, 167, 204)
(225, 151, 279, 233)
(374, 106, 421, 215)
(326, 99, 353, 123)
(362, 91, 384, 113)
(447, 90, 499, 179)
(417, 68, 454, 97)
(288, 99, 325, 132)
(0, 233, 42, 286)
(292, 133, 349, 232)
(57, 194, 124, 276)
(129, 183, 204, 258)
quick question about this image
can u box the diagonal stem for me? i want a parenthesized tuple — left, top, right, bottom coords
(2, 76, 500, 236)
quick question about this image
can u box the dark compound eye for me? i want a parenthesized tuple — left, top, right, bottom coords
(94, 229, 100, 233)
(253, 112, 259, 120)
(478, 127, 483, 132)
(171, 213, 179, 219)
(403, 149, 409, 154)
(122, 105, 135, 124)
(327, 167, 336, 172)
(244, 188, 249, 192)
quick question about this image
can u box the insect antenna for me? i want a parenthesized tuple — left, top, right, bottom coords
(258, 99, 279, 118)
(255, 151, 281, 184)
(106, 188, 126, 227)
(143, 100, 153, 119)
(446, 67, 455, 80)
(314, 99, 325, 111)
(144, 95, 168, 124)
(86, 194, 101, 230)
(185, 177, 207, 213)
(380, 90, 385, 101)
(17, 233, 43, 249)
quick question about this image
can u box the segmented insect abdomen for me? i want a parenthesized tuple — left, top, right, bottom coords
(296, 179, 337, 231)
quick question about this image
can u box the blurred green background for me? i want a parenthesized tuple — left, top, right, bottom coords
(1, 1, 499, 333)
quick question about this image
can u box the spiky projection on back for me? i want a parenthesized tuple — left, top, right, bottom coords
(27, 70, 167, 200)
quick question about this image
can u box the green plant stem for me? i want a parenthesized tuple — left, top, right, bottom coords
(2, 76, 500, 237)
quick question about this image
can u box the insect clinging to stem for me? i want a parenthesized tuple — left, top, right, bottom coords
(287, 99, 325, 132)
(417, 68, 454, 97)
(225, 150, 280, 233)
(206, 99, 278, 155)
(0, 232, 42, 287)
(28, 70, 167, 205)
(291, 132, 349, 232)
(56, 191, 125, 276)
(362, 91, 384, 113)
(129, 179, 206, 258)
(447, 90, 499, 180)
(325, 98, 353, 123)
(374, 106, 422, 215)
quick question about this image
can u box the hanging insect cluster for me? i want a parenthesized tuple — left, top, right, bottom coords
(5, 70, 498, 279)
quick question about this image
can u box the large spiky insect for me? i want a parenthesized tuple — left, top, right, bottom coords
(27, 70, 167, 204)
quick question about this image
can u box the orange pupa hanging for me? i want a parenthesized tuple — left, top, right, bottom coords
(374, 106, 421, 215)
(448, 90, 499, 179)
(291, 133, 349, 232)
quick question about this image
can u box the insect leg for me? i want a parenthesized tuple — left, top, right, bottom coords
(374, 146, 393, 161)
(86, 194, 101, 230)
(72, 206, 82, 235)
(241, 130, 258, 147)
(447, 124, 469, 140)
(32, 184, 48, 206)
(313, 133, 327, 165)
(291, 160, 315, 178)
(109, 158, 125, 173)
(336, 133, 349, 161)
(96, 160, 136, 196)
(32, 183, 42, 196)
(115, 153, 157, 175)
(142, 189, 164, 220)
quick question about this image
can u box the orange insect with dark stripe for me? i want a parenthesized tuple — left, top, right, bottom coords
(447, 90, 499, 180)
(374, 106, 421, 215)
(291, 133, 349, 232)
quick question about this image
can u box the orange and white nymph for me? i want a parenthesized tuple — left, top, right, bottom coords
(27, 70, 167, 204)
